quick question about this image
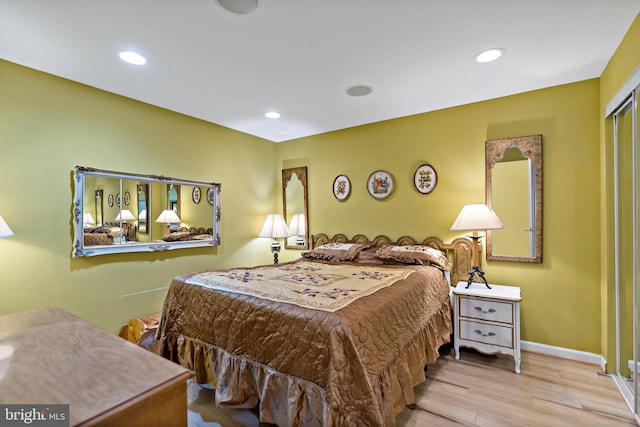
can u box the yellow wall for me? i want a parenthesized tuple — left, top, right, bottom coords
(276, 79, 602, 353)
(599, 13, 640, 368)
(0, 60, 277, 333)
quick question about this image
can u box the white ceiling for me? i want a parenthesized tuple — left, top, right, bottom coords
(1, 1, 638, 142)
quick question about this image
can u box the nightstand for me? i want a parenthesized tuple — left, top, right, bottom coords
(453, 281, 522, 373)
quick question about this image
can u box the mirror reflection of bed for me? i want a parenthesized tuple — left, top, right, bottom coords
(153, 232, 474, 426)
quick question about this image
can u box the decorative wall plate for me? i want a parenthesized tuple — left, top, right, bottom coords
(413, 164, 438, 194)
(107, 194, 114, 207)
(367, 170, 394, 199)
(124, 191, 130, 205)
(206, 187, 215, 205)
(332, 175, 351, 201)
(192, 187, 201, 204)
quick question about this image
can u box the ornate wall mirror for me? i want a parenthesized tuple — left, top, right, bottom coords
(282, 166, 309, 250)
(485, 135, 542, 263)
(73, 166, 221, 257)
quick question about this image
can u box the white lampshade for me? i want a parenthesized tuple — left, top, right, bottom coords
(115, 209, 135, 222)
(287, 213, 306, 236)
(259, 214, 290, 239)
(0, 215, 13, 238)
(450, 204, 504, 231)
(155, 209, 181, 224)
(83, 212, 96, 226)
(139, 209, 147, 220)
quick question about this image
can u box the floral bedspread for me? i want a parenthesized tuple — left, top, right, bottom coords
(184, 260, 413, 312)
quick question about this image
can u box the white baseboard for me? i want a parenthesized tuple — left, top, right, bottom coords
(521, 340, 607, 371)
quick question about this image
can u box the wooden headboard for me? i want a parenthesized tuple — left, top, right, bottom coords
(312, 233, 475, 287)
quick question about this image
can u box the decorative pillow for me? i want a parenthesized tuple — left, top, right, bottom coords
(303, 243, 369, 261)
(162, 231, 194, 242)
(376, 245, 451, 270)
(352, 246, 386, 264)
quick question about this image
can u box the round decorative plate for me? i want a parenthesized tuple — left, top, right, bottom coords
(192, 187, 201, 204)
(332, 175, 351, 201)
(413, 164, 437, 194)
(366, 170, 394, 199)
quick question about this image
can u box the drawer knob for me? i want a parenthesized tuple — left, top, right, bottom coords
(474, 330, 496, 337)
(474, 306, 496, 314)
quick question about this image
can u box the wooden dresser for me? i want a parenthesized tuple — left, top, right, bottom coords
(0, 306, 192, 426)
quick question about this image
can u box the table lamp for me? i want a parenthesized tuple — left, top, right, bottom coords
(155, 209, 181, 235)
(287, 213, 306, 246)
(259, 214, 290, 264)
(0, 215, 13, 238)
(83, 213, 96, 228)
(450, 203, 504, 289)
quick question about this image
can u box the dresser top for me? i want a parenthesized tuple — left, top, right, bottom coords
(453, 281, 521, 301)
(0, 306, 191, 425)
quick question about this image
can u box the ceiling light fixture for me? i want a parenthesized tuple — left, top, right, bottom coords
(475, 48, 504, 63)
(118, 51, 147, 65)
(346, 85, 372, 97)
(265, 112, 280, 119)
(216, 0, 259, 14)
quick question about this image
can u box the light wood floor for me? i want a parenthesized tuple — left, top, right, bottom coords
(187, 347, 638, 426)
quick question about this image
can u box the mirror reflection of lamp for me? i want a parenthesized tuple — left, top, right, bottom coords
(287, 213, 306, 246)
(155, 210, 181, 235)
(0, 215, 13, 238)
(83, 212, 96, 228)
(259, 214, 290, 264)
(450, 203, 504, 289)
(115, 209, 136, 243)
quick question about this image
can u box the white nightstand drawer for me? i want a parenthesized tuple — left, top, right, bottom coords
(459, 296, 513, 324)
(459, 320, 513, 348)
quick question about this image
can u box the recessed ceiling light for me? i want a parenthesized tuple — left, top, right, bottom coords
(118, 51, 147, 65)
(265, 111, 280, 119)
(217, 0, 259, 14)
(346, 85, 373, 97)
(475, 48, 504, 63)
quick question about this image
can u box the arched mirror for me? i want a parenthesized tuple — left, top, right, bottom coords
(137, 184, 148, 233)
(167, 184, 181, 233)
(282, 166, 309, 250)
(94, 189, 103, 226)
(485, 135, 542, 263)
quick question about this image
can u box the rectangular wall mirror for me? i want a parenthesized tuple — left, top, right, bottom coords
(485, 135, 542, 263)
(282, 166, 309, 250)
(73, 166, 221, 257)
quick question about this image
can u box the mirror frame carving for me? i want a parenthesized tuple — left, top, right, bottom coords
(73, 166, 222, 257)
(282, 166, 310, 250)
(485, 135, 542, 263)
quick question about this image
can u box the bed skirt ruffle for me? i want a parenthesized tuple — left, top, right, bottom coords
(158, 300, 451, 427)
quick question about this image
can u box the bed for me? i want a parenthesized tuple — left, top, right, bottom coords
(155, 233, 473, 426)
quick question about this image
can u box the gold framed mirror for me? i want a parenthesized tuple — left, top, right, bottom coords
(485, 135, 542, 263)
(282, 166, 309, 250)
